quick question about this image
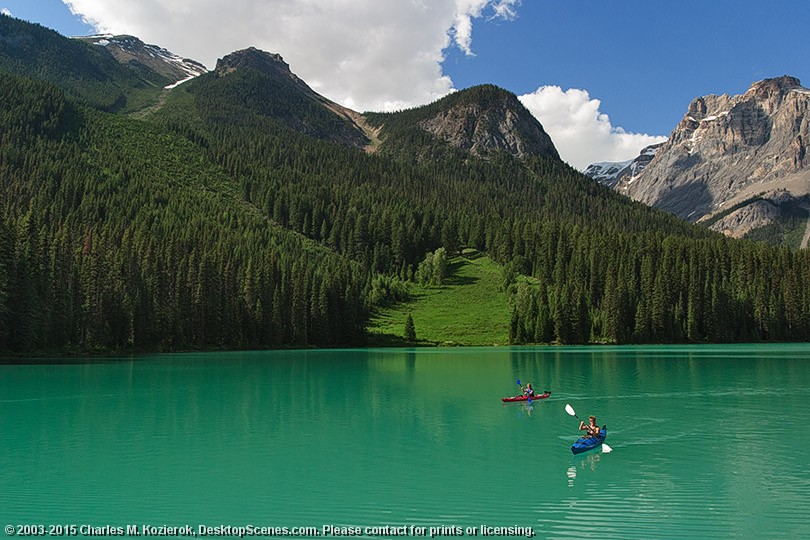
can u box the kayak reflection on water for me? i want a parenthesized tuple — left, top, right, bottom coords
(578, 451, 602, 470)
(516, 402, 534, 417)
(567, 453, 602, 487)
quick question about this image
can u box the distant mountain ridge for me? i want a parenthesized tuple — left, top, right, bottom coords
(198, 48, 562, 163)
(610, 76, 810, 242)
(584, 159, 632, 187)
(585, 143, 663, 189)
(74, 34, 208, 88)
(0, 14, 172, 111)
(2, 11, 561, 165)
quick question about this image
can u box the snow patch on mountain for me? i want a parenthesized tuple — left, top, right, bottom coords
(584, 142, 664, 189)
(584, 160, 633, 187)
(164, 74, 198, 90)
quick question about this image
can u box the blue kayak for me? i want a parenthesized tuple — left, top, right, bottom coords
(571, 427, 607, 454)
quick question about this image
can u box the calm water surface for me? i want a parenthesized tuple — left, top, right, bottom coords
(2, 345, 809, 538)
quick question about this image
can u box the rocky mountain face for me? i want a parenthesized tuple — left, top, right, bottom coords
(613, 76, 810, 239)
(364, 84, 560, 162)
(414, 85, 560, 160)
(75, 34, 208, 88)
(215, 47, 305, 91)
(585, 143, 663, 189)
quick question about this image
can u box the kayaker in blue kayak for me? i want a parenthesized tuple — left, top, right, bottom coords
(579, 415, 600, 438)
(521, 383, 535, 397)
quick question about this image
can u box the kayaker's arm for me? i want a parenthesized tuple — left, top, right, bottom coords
(579, 419, 600, 436)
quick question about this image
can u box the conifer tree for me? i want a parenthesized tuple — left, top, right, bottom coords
(404, 313, 416, 342)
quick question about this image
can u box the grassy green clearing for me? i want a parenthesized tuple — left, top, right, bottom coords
(367, 251, 511, 346)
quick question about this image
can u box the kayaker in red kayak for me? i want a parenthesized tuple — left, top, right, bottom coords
(579, 415, 600, 438)
(522, 383, 535, 397)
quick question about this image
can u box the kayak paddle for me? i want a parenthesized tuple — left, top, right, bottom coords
(565, 403, 613, 453)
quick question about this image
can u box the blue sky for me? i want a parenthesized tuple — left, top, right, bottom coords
(443, 1, 810, 134)
(3, 0, 808, 169)
(2, 0, 93, 38)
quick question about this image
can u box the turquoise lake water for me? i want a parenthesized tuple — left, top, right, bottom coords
(2, 344, 809, 539)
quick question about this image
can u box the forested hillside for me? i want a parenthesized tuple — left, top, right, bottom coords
(0, 15, 168, 112)
(0, 73, 367, 353)
(1, 18, 810, 356)
(153, 61, 810, 345)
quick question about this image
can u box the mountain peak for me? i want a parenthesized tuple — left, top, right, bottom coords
(213, 47, 320, 100)
(428, 84, 560, 159)
(368, 84, 560, 161)
(215, 48, 299, 83)
(746, 75, 803, 98)
(612, 75, 810, 241)
(74, 34, 207, 88)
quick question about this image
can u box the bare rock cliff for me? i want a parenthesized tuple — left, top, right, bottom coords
(416, 92, 560, 159)
(616, 76, 810, 230)
(365, 84, 561, 162)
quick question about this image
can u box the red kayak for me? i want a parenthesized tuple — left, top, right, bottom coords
(501, 391, 551, 403)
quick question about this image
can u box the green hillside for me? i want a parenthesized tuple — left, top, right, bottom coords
(0, 72, 367, 353)
(0, 14, 168, 112)
(368, 252, 510, 346)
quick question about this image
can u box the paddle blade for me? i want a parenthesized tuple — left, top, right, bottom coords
(565, 403, 577, 417)
(602, 443, 613, 453)
(516, 379, 521, 386)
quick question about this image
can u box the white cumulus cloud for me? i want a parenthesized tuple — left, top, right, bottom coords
(519, 86, 667, 170)
(452, 0, 519, 55)
(2, 8, 12, 16)
(61, 0, 519, 112)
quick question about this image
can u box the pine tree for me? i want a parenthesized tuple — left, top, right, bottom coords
(404, 313, 416, 342)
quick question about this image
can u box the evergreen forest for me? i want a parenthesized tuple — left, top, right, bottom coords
(1, 16, 809, 356)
